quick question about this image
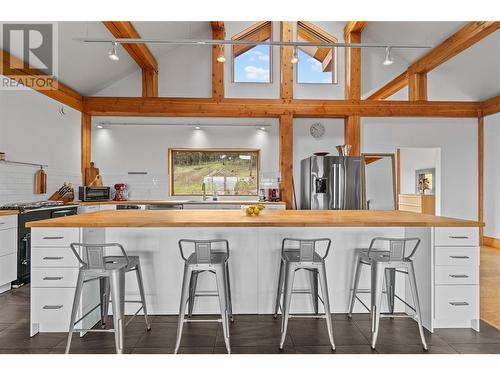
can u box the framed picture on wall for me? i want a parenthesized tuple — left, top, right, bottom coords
(415, 168, 435, 195)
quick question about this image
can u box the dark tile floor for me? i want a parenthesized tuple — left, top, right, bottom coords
(1, 286, 499, 354)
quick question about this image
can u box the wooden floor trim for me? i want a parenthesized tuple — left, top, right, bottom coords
(483, 236, 500, 249)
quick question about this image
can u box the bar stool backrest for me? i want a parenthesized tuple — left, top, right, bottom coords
(178, 239, 230, 264)
(69, 243, 130, 269)
(281, 238, 332, 262)
(367, 237, 421, 261)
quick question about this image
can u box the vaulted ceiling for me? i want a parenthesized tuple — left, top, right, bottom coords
(1, 21, 498, 100)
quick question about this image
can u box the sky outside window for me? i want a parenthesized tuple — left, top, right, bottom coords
(297, 49, 333, 84)
(233, 43, 271, 83)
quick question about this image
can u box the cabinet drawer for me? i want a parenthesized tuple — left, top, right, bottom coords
(82, 228, 105, 244)
(435, 265, 479, 285)
(31, 247, 79, 268)
(434, 227, 478, 246)
(435, 285, 479, 327)
(0, 228, 17, 257)
(31, 228, 80, 247)
(0, 215, 17, 230)
(31, 268, 79, 288)
(399, 195, 422, 205)
(435, 247, 479, 267)
(31, 287, 75, 332)
(0, 252, 17, 286)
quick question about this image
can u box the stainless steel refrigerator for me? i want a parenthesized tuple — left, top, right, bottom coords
(300, 155, 362, 210)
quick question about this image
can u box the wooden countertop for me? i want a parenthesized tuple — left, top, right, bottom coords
(77, 200, 285, 206)
(0, 210, 18, 216)
(26, 210, 482, 228)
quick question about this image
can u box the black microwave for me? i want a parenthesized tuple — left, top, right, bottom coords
(78, 186, 111, 202)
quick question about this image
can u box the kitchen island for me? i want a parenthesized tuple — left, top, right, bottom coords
(27, 210, 481, 336)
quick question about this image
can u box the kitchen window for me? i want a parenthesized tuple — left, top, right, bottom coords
(232, 21, 273, 83)
(169, 148, 260, 196)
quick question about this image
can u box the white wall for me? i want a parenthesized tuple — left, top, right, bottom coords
(484, 113, 500, 238)
(362, 117, 477, 220)
(0, 83, 81, 204)
(399, 147, 441, 215)
(91, 117, 279, 199)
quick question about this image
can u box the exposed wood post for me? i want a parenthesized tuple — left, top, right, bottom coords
(478, 113, 484, 244)
(396, 148, 401, 209)
(344, 22, 366, 156)
(408, 71, 427, 101)
(280, 22, 294, 100)
(279, 114, 294, 209)
(142, 69, 158, 97)
(344, 116, 361, 156)
(211, 22, 225, 101)
(81, 113, 92, 185)
(102, 21, 159, 97)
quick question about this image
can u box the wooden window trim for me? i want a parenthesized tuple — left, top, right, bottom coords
(296, 21, 338, 84)
(231, 22, 273, 84)
(168, 147, 261, 196)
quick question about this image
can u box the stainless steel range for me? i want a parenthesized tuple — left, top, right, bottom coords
(0, 201, 78, 286)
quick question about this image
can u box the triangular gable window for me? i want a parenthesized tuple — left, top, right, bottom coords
(296, 21, 338, 84)
(232, 22, 272, 83)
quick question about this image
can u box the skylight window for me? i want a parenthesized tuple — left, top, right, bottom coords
(232, 22, 272, 83)
(296, 22, 338, 84)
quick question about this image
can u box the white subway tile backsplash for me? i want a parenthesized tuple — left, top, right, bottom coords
(0, 164, 80, 205)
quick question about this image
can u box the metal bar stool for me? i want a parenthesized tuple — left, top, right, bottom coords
(273, 238, 335, 351)
(175, 239, 232, 354)
(347, 237, 428, 350)
(65, 243, 151, 354)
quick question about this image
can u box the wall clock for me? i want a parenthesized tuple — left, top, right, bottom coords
(310, 122, 325, 139)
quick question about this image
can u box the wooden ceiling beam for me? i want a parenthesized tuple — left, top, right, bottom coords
(232, 21, 272, 58)
(481, 95, 500, 116)
(367, 21, 500, 100)
(1, 49, 83, 111)
(344, 21, 368, 35)
(366, 71, 408, 100)
(82, 96, 482, 118)
(211, 21, 225, 101)
(102, 21, 158, 97)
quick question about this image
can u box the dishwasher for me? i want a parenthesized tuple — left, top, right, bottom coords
(146, 204, 184, 210)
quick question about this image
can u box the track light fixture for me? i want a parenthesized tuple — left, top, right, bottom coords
(290, 47, 299, 64)
(108, 42, 119, 61)
(216, 45, 226, 63)
(383, 47, 394, 66)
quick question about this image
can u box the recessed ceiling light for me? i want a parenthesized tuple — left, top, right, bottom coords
(97, 124, 104, 129)
(108, 42, 119, 61)
(195, 126, 201, 130)
(259, 127, 266, 130)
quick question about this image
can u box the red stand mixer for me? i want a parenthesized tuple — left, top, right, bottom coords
(113, 183, 127, 201)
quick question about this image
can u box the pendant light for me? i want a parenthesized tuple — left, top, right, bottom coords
(290, 46, 299, 64)
(108, 42, 119, 61)
(383, 47, 394, 66)
(216, 45, 226, 63)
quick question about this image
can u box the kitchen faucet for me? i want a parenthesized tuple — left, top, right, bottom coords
(202, 182, 208, 201)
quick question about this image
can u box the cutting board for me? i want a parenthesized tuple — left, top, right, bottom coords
(34, 168, 47, 194)
(85, 162, 99, 186)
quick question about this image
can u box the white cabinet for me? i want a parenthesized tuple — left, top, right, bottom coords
(433, 227, 480, 331)
(0, 214, 17, 293)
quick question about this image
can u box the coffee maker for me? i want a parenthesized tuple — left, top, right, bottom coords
(113, 183, 127, 201)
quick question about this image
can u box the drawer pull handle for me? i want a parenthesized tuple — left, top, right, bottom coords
(43, 236, 64, 240)
(43, 305, 63, 310)
(449, 302, 469, 306)
(448, 236, 469, 239)
(43, 256, 64, 260)
(449, 274, 469, 278)
(449, 255, 470, 259)
(43, 276, 63, 281)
